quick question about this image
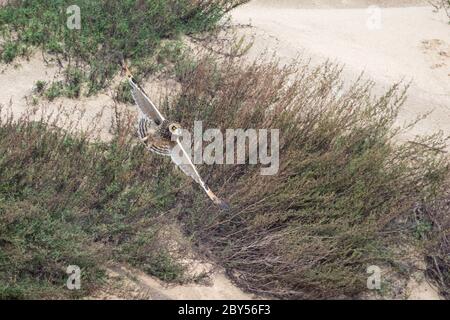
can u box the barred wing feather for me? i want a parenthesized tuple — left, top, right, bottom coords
(128, 77, 165, 123)
(171, 140, 229, 210)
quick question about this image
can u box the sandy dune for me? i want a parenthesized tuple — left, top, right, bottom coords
(231, 0, 450, 144)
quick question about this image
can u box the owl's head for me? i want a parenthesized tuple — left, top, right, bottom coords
(168, 122, 182, 137)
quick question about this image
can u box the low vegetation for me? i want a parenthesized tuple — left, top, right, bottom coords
(0, 108, 190, 299)
(0, 0, 247, 96)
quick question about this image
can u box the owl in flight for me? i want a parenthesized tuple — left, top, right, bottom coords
(122, 63, 229, 209)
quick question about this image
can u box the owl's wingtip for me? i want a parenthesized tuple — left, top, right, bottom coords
(206, 189, 230, 210)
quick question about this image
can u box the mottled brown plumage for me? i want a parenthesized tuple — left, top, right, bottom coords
(138, 118, 179, 156)
(122, 62, 229, 209)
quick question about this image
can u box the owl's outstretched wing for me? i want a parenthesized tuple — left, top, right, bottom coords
(123, 64, 165, 124)
(123, 62, 228, 209)
(171, 140, 229, 210)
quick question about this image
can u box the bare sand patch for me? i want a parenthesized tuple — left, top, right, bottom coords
(231, 2, 450, 147)
(251, 0, 428, 9)
(89, 264, 252, 300)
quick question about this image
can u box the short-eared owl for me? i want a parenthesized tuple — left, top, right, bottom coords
(122, 63, 228, 209)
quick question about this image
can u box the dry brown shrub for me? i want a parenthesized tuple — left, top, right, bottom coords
(159, 52, 449, 299)
(421, 181, 450, 299)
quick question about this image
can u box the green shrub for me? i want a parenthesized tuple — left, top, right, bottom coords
(0, 0, 247, 94)
(1, 42, 18, 63)
(64, 67, 84, 98)
(0, 112, 185, 298)
(43, 81, 64, 101)
(0, 41, 28, 63)
(34, 80, 47, 94)
(34, 68, 85, 101)
(115, 81, 135, 104)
